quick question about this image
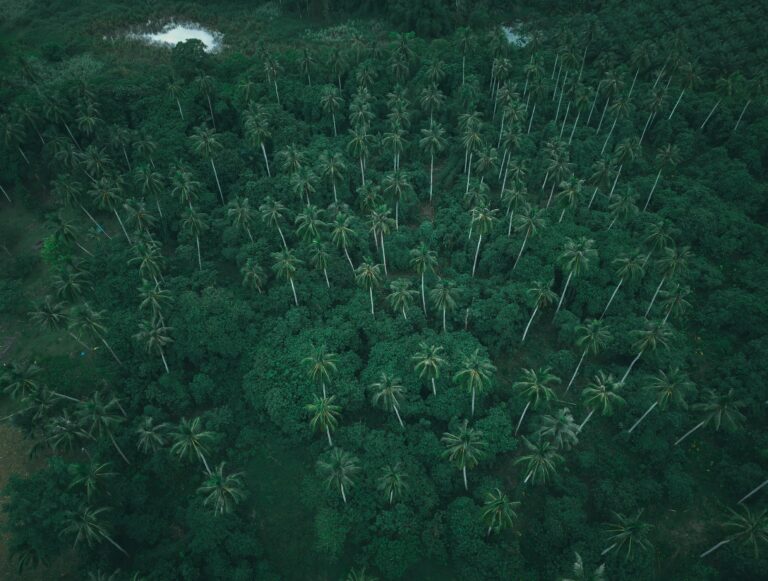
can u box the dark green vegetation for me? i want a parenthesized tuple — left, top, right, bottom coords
(1, 0, 767, 579)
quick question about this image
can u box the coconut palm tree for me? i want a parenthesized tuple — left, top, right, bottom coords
(135, 416, 170, 454)
(197, 463, 246, 516)
(243, 106, 272, 177)
(180, 206, 207, 271)
(700, 505, 768, 558)
(370, 372, 407, 428)
(521, 280, 558, 342)
(295, 204, 326, 241)
(514, 367, 561, 435)
(469, 206, 497, 277)
(675, 388, 746, 446)
(430, 280, 458, 332)
(271, 249, 302, 306)
(133, 318, 173, 374)
(628, 368, 693, 433)
(30, 295, 91, 351)
(308, 239, 332, 288)
(481, 488, 520, 536)
(89, 178, 131, 243)
(407, 243, 438, 315)
(76, 392, 129, 464)
(355, 260, 382, 317)
(167, 79, 184, 120)
(0, 359, 42, 400)
(515, 437, 565, 484)
(513, 205, 545, 269)
(645, 245, 692, 318)
(601, 254, 646, 319)
(566, 319, 611, 392)
(68, 303, 122, 365)
(454, 349, 496, 416)
(331, 213, 357, 271)
(621, 321, 672, 384)
(347, 127, 374, 186)
(317, 151, 346, 204)
(643, 144, 680, 211)
(419, 122, 446, 201)
(378, 463, 408, 504)
(559, 552, 606, 581)
(412, 342, 446, 396)
(123, 199, 157, 236)
(556, 237, 598, 314)
(317, 448, 360, 503)
(170, 417, 215, 475)
(194, 73, 217, 127)
(306, 394, 342, 447)
(277, 144, 306, 176)
(369, 206, 395, 275)
(387, 279, 417, 319)
(290, 167, 318, 206)
(263, 55, 282, 104)
(302, 344, 338, 398)
(241, 259, 266, 294)
(227, 197, 256, 243)
(441, 420, 486, 490)
(259, 197, 289, 250)
(602, 510, 653, 560)
(580, 372, 626, 431)
(189, 126, 224, 203)
(659, 284, 691, 325)
(170, 166, 201, 210)
(538, 408, 580, 450)
(382, 171, 413, 229)
(320, 85, 343, 136)
(60, 505, 128, 556)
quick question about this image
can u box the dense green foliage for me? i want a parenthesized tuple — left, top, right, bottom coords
(1, 0, 767, 579)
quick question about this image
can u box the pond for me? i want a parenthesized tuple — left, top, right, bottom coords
(128, 22, 222, 53)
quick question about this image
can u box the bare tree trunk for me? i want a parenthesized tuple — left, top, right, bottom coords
(578, 408, 595, 432)
(639, 110, 655, 144)
(568, 109, 581, 144)
(513, 230, 530, 269)
(522, 305, 539, 342)
(700, 99, 721, 130)
(196, 236, 202, 270)
(608, 165, 622, 200)
(326, 425, 333, 447)
(289, 278, 299, 306)
(596, 97, 610, 133)
(700, 539, 732, 559)
(207, 95, 216, 128)
(380, 234, 388, 275)
(515, 401, 531, 435)
(160, 348, 169, 374)
(628, 401, 658, 433)
(601, 278, 624, 319)
(565, 349, 587, 392)
(621, 351, 643, 384)
(421, 273, 427, 314)
(0, 184, 11, 203)
(668, 89, 684, 120)
(331, 112, 337, 136)
(343, 245, 354, 271)
(675, 420, 705, 446)
(471, 234, 482, 277)
(738, 479, 768, 504)
(369, 287, 375, 317)
(733, 100, 751, 131)
(645, 276, 666, 318)
(393, 405, 405, 428)
(429, 154, 434, 200)
(431, 377, 437, 396)
(114, 209, 132, 244)
(260, 142, 271, 177)
(176, 98, 184, 120)
(109, 432, 130, 464)
(527, 104, 536, 134)
(462, 466, 468, 490)
(555, 271, 573, 313)
(211, 158, 224, 204)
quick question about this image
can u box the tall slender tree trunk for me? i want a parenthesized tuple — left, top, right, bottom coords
(471, 387, 476, 416)
(273, 80, 280, 105)
(643, 169, 663, 211)
(289, 278, 299, 306)
(206, 95, 216, 128)
(628, 401, 658, 433)
(601, 115, 619, 155)
(621, 350, 643, 384)
(176, 98, 184, 120)
(555, 271, 573, 313)
(515, 401, 531, 435)
(359, 157, 365, 185)
(395, 201, 399, 230)
(431, 377, 437, 396)
(513, 230, 530, 269)
(608, 165, 622, 200)
(393, 405, 405, 428)
(462, 55, 466, 85)
(332, 180, 338, 203)
(645, 276, 666, 318)
(527, 104, 536, 134)
(521, 305, 539, 342)
(587, 81, 602, 126)
(639, 110, 655, 144)
(326, 425, 333, 447)
(114, 209, 132, 244)
(601, 278, 624, 319)
(109, 432, 130, 464)
(429, 154, 434, 200)
(471, 234, 482, 277)
(442, 306, 447, 332)
(369, 287, 375, 317)
(0, 184, 11, 203)
(587, 186, 599, 209)
(96, 333, 122, 365)
(343, 245, 354, 270)
(277, 225, 288, 250)
(700, 99, 720, 130)
(260, 142, 271, 177)
(668, 89, 684, 120)
(733, 100, 750, 131)
(331, 112, 337, 136)
(340, 482, 347, 503)
(738, 479, 768, 504)
(465, 153, 473, 194)
(421, 273, 427, 314)
(675, 420, 705, 446)
(196, 236, 202, 270)
(578, 409, 595, 432)
(462, 466, 468, 490)
(700, 539, 732, 559)
(559, 102, 570, 139)
(380, 234, 388, 275)
(568, 109, 581, 144)
(159, 348, 169, 374)
(565, 349, 588, 392)
(210, 158, 224, 204)
(323, 268, 330, 288)
(596, 97, 610, 133)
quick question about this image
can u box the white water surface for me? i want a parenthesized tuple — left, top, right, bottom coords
(130, 23, 222, 52)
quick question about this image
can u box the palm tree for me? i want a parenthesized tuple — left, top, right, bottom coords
(559, 552, 606, 581)
(347, 127, 374, 186)
(170, 165, 201, 210)
(515, 437, 564, 484)
(170, 417, 215, 475)
(290, 167, 318, 207)
(621, 321, 673, 384)
(272, 249, 302, 306)
(441, 420, 486, 490)
(355, 260, 382, 316)
(306, 394, 341, 447)
(259, 197, 289, 250)
(180, 206, 207, 271)
(628, 368, 693, 433)
(68, 303, 122, 365)
(197, 463, 246, 516)
(135, 416, 170, 454)
(645, 245, 692, 318)
(521, 280, 558, 342)
(643, 144, 680, 211)
(69, 462, 116, 500)
(241, 259, 266, 294)
(295, 204, 326, 240)
(556, 237, 598, 314)
(308, 239, 332, 288)
(60, 506, 128, 556)
(462, 127, 483, 195)
(601, 254, 646, 319)
(331, 213, 357, 271)
(167, 79, 184, 120)
(382, 170, 413, 229)
(675, 388, 746, 446)
(387, 279, 417, 319)
(410, 243, 438, 314)
(189, 126, 224, 204)
(539, 408, 580, 450)
(277, 144, 306, 176)
(317, 448, 360, 503)
(481, 488, 520, 536)
(302, 344, 338, 398)
(412, 342, 446, 396)
(1, 359, 42, 400)
(430, 280, 458, 332)
(565, 319, 611, 392)
(320, 85, 343, 136)
(76, 392, 129, 464)
(370, 372, 407, 428)
(470, 206, 497, 277)
(454, 349, 496, 416)
(318, 151, 346, 204)
(194, 73, 217, 127)
(134, 163, 165, 219)
(133, 318, 173, 374)
(29, 295, 90, 350)
(419, 121, 447, 201)
(512, 205, 545, 269)
(243, 106, 272, 177)
(580, 372, 626, 431)
(89, 178, 131, 243)
(378, 463, 407, 504)
(369, 206, 395, 275)
(514, 367, 560, 435)
(602, 510, 653, 560)
(700, 505, 768, 558)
